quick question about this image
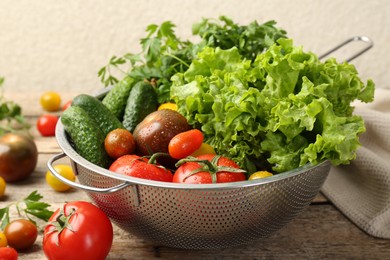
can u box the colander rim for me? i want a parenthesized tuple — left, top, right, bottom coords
(55, 118, 329, 190)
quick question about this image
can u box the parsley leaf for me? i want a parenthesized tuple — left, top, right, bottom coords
(0, 190, 53, 229)
(0, 77, 31, 135)
(98, 16, 287, 103)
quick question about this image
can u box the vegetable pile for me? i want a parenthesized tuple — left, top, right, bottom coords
(62, 16, 374, 183)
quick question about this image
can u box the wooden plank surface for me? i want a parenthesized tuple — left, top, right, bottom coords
(1, 93, 389, 259)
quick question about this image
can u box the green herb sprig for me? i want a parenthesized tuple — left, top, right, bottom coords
(0, 190, 54, 230)
(0, 77, 31, 135)
(98, 16, 287, 103)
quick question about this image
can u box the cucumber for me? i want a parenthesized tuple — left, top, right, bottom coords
(102, 76, 134, 120)
(123, 81, 158, 132)
(61, 106, 111, 168)
(72, 94, 124, 136)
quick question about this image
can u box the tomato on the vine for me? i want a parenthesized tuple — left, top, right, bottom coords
(46, 164, 75, 192)
(37, 114, 58, 136)
(4, 219, 38, 250)
(168, 129, 204, 159)
(173, 154, 246, 184)
(104, 128, 136, 159)
(40, 91, 61, 112)
(43, 201, 113, 260)
(0, 247, 18, 260)
(109, 154, 173, 182)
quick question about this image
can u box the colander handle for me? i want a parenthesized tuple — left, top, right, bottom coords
(47, 153, 132, 194)
(318, 36, 373, 62)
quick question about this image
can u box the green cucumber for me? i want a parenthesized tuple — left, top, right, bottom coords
(72, 94, 124, 135)
(61, 106, 111, 168)
(102, 76, 134, 120)
(123, 81, 158, 132)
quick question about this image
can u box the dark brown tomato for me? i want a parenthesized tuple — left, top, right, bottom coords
(133, 109, 191, 166)
(0, 133, 38, 182)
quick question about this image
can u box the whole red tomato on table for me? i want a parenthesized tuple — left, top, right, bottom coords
(173, 154, 247, 184)
(36, 114, 58, 136)
(0, 247, 18, 260)
(43, 201, 113, 260)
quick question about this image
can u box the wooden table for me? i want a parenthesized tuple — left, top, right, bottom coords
(2, 92, 390, 259)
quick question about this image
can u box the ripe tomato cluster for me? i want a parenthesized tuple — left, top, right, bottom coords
(104, 108, 256, 184)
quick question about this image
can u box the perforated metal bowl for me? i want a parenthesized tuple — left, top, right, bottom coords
(48, 104, 330, 249)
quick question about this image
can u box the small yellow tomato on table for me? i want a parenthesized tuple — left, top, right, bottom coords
(40, 91, 62, 112)
(46, 165, 76, 192)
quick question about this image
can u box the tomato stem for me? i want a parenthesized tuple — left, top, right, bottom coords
(176, 155, 246, 183)
(47, 206, 76, 246)
(147, 152, 170, 165)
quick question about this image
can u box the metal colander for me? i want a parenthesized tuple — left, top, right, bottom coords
(48, 114, 330, 250)
(48, 36, 373, 249)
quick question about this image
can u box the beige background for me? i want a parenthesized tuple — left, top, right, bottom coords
(0, 0, 388, 95)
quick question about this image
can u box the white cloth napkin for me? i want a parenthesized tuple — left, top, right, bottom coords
(321, 87, 390, 239)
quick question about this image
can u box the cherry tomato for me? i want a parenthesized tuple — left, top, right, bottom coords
(4, 219, 38, 250)
(0, 133, 38, 182)
(0, 231, 7, 247)
(62, 100, 72, 111)
(173, 154, 246, 184)
(0, 176, 6, 197)
(104, 128, 136, 159)
(190, 143, 216, 157)
(37, 114, 58, 136)
(168, 129, 204, 159)
(40, 91, 61, 112)
(158, 102, 177, 111)
(109, 154, 173, 182)
(248, 171, 273, 180)
(43, 201, 113, 260)
(0, 247, 18, 260)
(46, 164, 76, 192)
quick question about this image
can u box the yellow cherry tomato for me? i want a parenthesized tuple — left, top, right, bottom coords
(0, 176, 5, 197)
(0, 231, 7, 247)
(249, 171, 273, 180)
(40, 91, 61, 112)
(46, 165, 75, 192)
(190, 143, 216, 157)
(158, 102, 177, 111)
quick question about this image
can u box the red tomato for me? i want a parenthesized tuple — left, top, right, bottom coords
(104, 128, 136, 159)
(43, 201, 113, 260)
(109, 154, 173, 182)
(4, 219, 38, 250)
(62, 100, 72, 111)
(173, 154, 246, 184)
(0, 247, 18, 260)
(37, 114, 58, 136)
(168, 129, 204, 159)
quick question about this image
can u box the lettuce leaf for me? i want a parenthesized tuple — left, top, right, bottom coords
(170, 38, 375, 173)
